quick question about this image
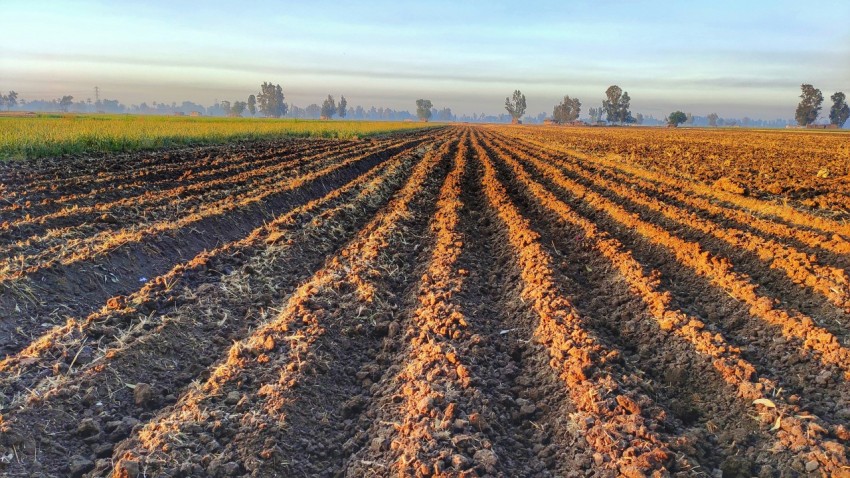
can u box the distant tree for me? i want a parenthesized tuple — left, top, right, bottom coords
(829, 92, 849, 127)
(257, 82, 287, 118)
(667, 111, 687, 127)
(101, 99, 124, 113)
(416, 99, 433, 121)
(247, 94, 256, 116)
(3, 91, 18, 110)
(588, 107, 603, 123)
(220, 100, 231, 115)
(685, 112, 694, 125)
(321, 95, 336, 119)
(602, 85, 633, 124)
(436, 107, 454, 121)
(231, 101, 247, 117)
(635, 113, 644, 125)
(707, 113, 719, 127)
(58, 95, 74, 112)
(305, 103, 321, 119)
(795, 84, 823, 126)
(552, 95, 581, 124)
(337, 95, 347, 118)
(504, 90, 527, 123)
(621, 92, 634, 123)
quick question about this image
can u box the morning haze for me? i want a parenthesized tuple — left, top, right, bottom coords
(2, 0, 849, 121)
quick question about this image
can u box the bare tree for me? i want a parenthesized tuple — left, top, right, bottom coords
(707, 113, 719, 127)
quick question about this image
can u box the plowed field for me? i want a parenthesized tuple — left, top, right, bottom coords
(1, 126, 849, 477)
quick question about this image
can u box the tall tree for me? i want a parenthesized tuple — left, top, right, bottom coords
(552, 95, 581, 124)
(337, 95, 347, 118)
(321, 95, 336, 119)
(504, 90, 527, 123)
(602, 85, 633, 124)
(58, 95, 74, 112)
(635, 113, 644, 125)
(415, 99, 433, 121)
(707, 113, 719, 127)
(257, 82, 287, 118)
(666, 111, 687, 127)
(829, 92, 849, 127)
(247, 94, 256, 116)
(795, 84, 823, 126)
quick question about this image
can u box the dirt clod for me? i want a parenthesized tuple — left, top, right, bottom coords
(68, 455, 94, 477)
(133, 382, 154, 408)
(721, 456, 753, 478)
(473, 448, 498, 473)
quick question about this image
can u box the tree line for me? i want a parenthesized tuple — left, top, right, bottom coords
(4, 81, 847, 128)
(794, 84, 848, 127)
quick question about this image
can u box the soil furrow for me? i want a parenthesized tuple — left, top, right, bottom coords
(500, 129, 850, 240)
(0, 139, 341, 221)
(0, 138, 426, 357)
(498, 131, 850, 450)
(502, 134, 850, 380)
(0, 135, 448, 478)
(344, 134, 567, 477)
(489, 132, 850, 339)
(0, 137, 413, 261)
(531, 141, 850, 261)
(87, 134, 454, 478)
(483, 130, 850, 475)
(497, 132, 850, 315)
(471, 131, 683, 476)
(0, 141, 422, 405)
(2, 125, 847, 477)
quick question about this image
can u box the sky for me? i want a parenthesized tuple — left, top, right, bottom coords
(1, 0, 848, 119)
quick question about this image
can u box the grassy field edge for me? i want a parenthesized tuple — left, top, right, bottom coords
(0, 114, 442, 160)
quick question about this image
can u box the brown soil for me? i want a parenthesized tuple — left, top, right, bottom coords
(1, 126, 849, 478)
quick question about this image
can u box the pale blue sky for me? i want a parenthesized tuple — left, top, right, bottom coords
(1, 0, 848, 118)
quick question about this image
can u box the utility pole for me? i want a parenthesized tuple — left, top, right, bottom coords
(94, 86, 100, 107)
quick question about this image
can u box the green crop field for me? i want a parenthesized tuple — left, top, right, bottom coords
(0, 114, 438, 160)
